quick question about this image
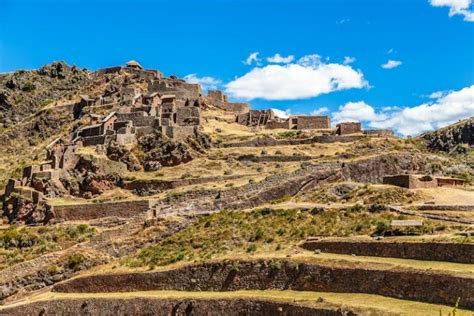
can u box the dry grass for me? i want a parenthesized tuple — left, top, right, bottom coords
(413, 187, 474, 205)
(297, 182, 427, 205)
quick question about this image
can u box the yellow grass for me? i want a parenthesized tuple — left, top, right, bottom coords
(414, 187, 474, 205)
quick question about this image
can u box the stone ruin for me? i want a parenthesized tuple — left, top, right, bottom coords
(383, 174, 465, 189)
(236, 109, 331, 130)
(205, 90, 250, 114)
(1, 60, 209, 223)
(233, 107, 394, 137)
(74, 92, 201, 147)
(188, 89, 393, 137)
(336, 122, 362, 135)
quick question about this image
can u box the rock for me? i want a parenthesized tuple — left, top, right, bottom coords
(423, 117, 473, 153)
(106, 142, 141, 171)
(314, 249, 321, 254)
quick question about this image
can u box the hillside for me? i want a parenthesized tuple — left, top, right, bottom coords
(422, 117, 474, 154)
(0, 61, 473, 315)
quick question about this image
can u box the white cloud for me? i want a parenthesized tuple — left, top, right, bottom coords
(381, 60, 403, 69)
(184, 74, 222, 91)
(343, 56, 356, 65)
(311, 107, 330, 115)
(332, 101, 385, 124)
(429, 0, 474, 21)
(267, 53, 294, 64)
(428, 91, 446, 99)
(225, 54, 368, 100)
(337, 18, 350, 24)
(387, 48, 395, 54)
(332, 85, 474, 136)
(271, 108, 292, 118)
(371, 85, 474, 136)
(243, 52, 261, 65)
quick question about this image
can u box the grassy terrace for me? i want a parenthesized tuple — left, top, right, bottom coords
(121, 207, 452, 269)
(0, 224, 95, 270)
(7, 290, 471, 316)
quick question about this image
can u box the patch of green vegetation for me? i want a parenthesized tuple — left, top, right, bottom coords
(457, 171, 472, 185)
(21, 81, 36, 92)
(123, 207, 412, 268)
(276, 130, 303, 139)
(39, 99, 53, 108)
(66, 253, 84, 271)
(0, 224, 95, 270)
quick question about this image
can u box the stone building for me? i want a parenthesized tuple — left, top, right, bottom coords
(236, 110, 275, 127)
(126, 60, 143, 70)
(383, 174, 465, 189)
(336, 122, 362, 135)
(288, 116, 330, 130)
(364, 129, 394, 137)
(206, 90, 250, 114)
(207, 90, 228, 103)
(266, 119, 290, 129)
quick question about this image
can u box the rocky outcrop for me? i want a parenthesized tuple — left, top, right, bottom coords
(341, 153, 470, 183)
(138, 131, 211, 170)
(423, 117, 474, 153)
(0, 61, 90, 127)
(106, 142, 141, 171)
(60, 155, 127, 199)
(53, 259, 474, 309)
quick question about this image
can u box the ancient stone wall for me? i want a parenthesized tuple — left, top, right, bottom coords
(116, 133, 137, 146)
(225, 102, 250, 114)
(364, 129, 394, 137)
(383, 175, 438, 189)
(80, 125, 103, 137)
(300, 239, 474, 263)
(291, 116, 330, 130)
(116, 112, 158, 127)
(223, 135, 365, 148)
(266, 120, 289, 129)
(49, 200, 150, 221)
(122, 175, 246, 193)
(0, 297, 351, 316)
(82, 135, 109, 146)
(417, 205, 474, 211)
(336, 122, 361, 135)
(162, 126, 197, 141)
(52, 259, 473, 309)
(207, 90, 227, 103)
(176, 106, 200, 126)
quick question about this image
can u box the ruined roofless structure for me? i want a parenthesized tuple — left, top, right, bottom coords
(383, 174, 465, 189)
(73, 61, 204, 147)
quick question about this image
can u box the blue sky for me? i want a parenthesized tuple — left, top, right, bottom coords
(1, 0, 473, 135)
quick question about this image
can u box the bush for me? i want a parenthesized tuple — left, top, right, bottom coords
(373, 220, 390, 236)
(246, 244, 257, 253)
(66, 253, 84, 271)
(180, 172, 193, 179)
(21, 81, 35, 92)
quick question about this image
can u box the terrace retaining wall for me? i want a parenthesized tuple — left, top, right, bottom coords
(300, 239, 474, 263)
(49, 200, 150, 221)
(53, 259, 473, 309)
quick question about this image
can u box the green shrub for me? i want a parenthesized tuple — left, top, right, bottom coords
(66, 253, 84, 271)
(246, 244, 257, 253)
